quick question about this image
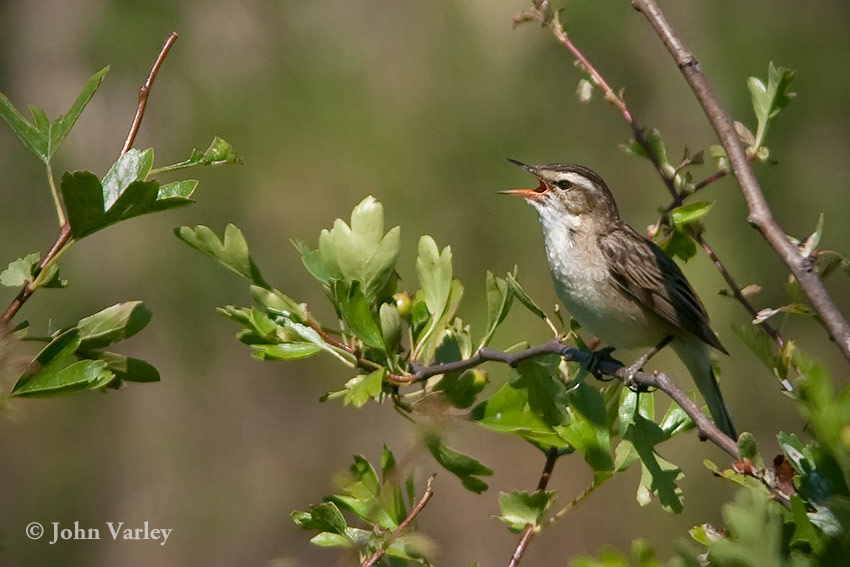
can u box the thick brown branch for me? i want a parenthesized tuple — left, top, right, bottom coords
(507, 447, 560, 567)
(121, 31, 178, 155)
(631, 0, 850, 363)
(361, 474, 436, 567)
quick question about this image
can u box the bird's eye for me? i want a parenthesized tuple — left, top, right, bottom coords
(555, 179, 574, 190)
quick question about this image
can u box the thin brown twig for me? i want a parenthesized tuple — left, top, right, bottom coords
(121, 31, 179, 156)
(361, 474, 436, 567)
(517, 2, 678, 200)
(630, 0, 850, 363)
(507, 447, 560, 567)
(0, 224, 72, 327)
(694, 233, 787, 351)
(2, 33, 180, 329)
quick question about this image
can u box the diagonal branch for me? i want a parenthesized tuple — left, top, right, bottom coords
(361, 474, 436, 567)
(121, 32, 178, 155)
(630, 0, 850, 364)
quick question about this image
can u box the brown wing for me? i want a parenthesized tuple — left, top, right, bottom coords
(598, 225, 727, 353)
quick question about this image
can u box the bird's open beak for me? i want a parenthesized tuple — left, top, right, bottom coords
(499, 158, 548, 200)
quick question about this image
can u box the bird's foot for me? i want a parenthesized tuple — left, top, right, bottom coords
(623, 360, 647, 391)
(585, 346, 619, 380)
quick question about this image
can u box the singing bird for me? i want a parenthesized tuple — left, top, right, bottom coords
(501, 160, 736, 439)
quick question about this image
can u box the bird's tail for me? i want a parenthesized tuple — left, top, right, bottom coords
(673, 338, 737, 440)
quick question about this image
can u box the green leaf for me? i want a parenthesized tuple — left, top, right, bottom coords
(480, 271, 513, 348)
(292, 239, 334, 286)
(472, 382, 573, 450)
(326, 454, 397, 530)
(557, 381, 614, 472)
(748, 62, 796, 148)
(251, 343, 322, 361)
(670, 201, 715, 229)
(278, 320, 351, 365)
(425, 433, 492, 493)
(332, 280, 385, 350)
(84, 351, 160, 383)
(1, 253, 40, 287)
(11, 329, 114, 397)
(623, 128, 671, 171)
(615, 390, 684, 513)
(101, 148, 154, 209)
(498, 490, 556, 533)
(710, 489, 784, 566)
(150, 136, 241, 174)
(12, 359, 113, 397)
(317, 196, 401, 302)
(738, 432, 764, 469)
(414, 279, 464, 363)
(250, 285, 308, 323)
(308, 532, 352, 548)
(506, 273, 548, 321)
(509, 355, 570, 427)
(0, 67, 108, 163)
(342, 369, 384, 408)
(379, 303, 402, 353)
(76, 301, 152, 350)
(61, 170, 187, 239)
(291, 502, 348, 535)
(657, 229, 697, 262)
(416, 235, 453, 320)
(175, 224, 269, 287)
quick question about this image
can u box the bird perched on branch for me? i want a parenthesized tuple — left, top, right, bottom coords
(501, 160, 736, 439)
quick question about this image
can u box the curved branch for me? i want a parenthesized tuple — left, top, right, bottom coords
(631, 0, 850, 363)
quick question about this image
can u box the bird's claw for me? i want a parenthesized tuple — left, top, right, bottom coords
(623, 361, 650, 392)
(586, 346, 618, 380)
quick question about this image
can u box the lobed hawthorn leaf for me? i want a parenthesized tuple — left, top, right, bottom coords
(62, 172, 193, 240)
(472, 382, 573, 451)
(497, 490, 556, 533)
(0, 67, 108, 163)
(317, 196, 401, 303)
(1, 253, 40, 287)
(175, 224, 269, 288)
(509, 355, 570, 427)
(557, 381, 614, 473)
(341, 369, 384, 408)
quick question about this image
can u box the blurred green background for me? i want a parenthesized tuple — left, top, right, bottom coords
(1, 1, 848, 565)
